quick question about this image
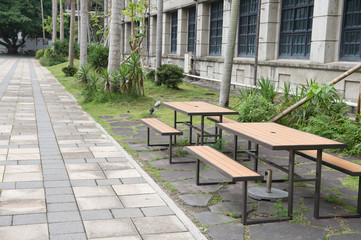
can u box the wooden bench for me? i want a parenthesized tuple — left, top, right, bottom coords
(141, 118, 183, 164)
(207, 116, 238, 123)
(185, 145, 263, 225)
(296, 150, 361, 218)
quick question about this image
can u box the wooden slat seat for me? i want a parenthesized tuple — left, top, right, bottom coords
(296, 150, 361, 218)
(140, 118, 182, 136)
(141, 118, 182, 164)
(296, 150, 361, 176)
(207, 116, 238, 123)
(185, 145, 263, 225)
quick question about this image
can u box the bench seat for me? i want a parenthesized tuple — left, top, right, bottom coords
(141, 118, 183, 164)
(296, 150, 361, 218)
(185, 145, 263, 225)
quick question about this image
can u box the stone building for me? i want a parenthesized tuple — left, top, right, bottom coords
(122, 0, 361, 104)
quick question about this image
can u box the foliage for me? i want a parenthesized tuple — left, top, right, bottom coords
(53, 40, 80, 58)
(0, 0, 52, 54)
(124, 52, 145, 97)
(39, 47, 66, 66)
(89, 11, 109, 44)
(257, 77, 277, 103)
(237, 93, 279, 122)
(207, 138, 228, 151)
(88, 43, 109, 72)
(156, 64, 185, 89)
(81, 72, 101, 102)
(145, 69, 156, 82)
(273, 199, 288, 218)
(36, 49, 44, 59)
(44, 13, 71, 39)
(77, 65, 91, 85)
(62, 65, 78, 77)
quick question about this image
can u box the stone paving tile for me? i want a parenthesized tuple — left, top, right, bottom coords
(96, 179, 122, 186)
(132, 216, 188, 235)
(119, 194, 166, 208)
(0, 216, 11, 227)
(113, 183, 155, 196)
(329, 234, 361, 240)
(77, 196, 124, 210)
(49, 221, 84, 235)
(80, 210, 113, 220)
(143, 232, 196, 240)
(104, 169, 141, 179)
(47, 203, 79, 212)
(208, 223, 244, 240)
(49, 233, 87, 240)
(84, 219, 139, 239)
(47, 211, 81, 223)
(0, 223, 48, 240)
(112, 208, 144, 218)
(13, 213, 47, 226)
(73, 186, 116, 198)
(179, 194, 213, 207)
(194, 211, 235, 226)
(141, 206, 174, 217)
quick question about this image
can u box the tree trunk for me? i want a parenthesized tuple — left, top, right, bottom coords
(270, 63, 361, 122)
(80, 0, 88, 67)
(52, 0, 58, 43)
(107, 0, 122, 73)
(357, 81, 361, 122)
(77, 0, 80, 44)
(219, 0, 240, 107)
(104, 0, 108, 35)
(68, 0, 76, 66)
(119, 0, 125, 57)
(60, 0, 64, 41)
(155, 0, 163, 84)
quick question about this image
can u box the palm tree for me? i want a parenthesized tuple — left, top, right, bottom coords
(219, 0, 240, 107)
(60, 0, 64, 41)
(107, 0, 122, 72)
(80, 0, 88, 66)
(52, 0, 58, 43)
(68, 0, 76, 66)
(155, 0, 163, 84)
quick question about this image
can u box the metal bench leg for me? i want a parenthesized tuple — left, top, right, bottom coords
(242, 181, 248, 225)
(196, 159, 200, 185)
(169, 135, 173, 164)
(189, 115, 193, 145)
(288, 150, 295, 219)
(357, 176, 361, 215)
(254, 144, 259, 172)
(314, 149, 322, 219)
(247, 141, 252, 161)
(147, 127, 150, 146)
(233, 135, 238, 161)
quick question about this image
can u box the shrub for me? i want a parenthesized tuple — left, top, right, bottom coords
(88, 43, 109, 73)
(145, 69, 156, 82)
(156, 64, 185, 89)
(53, 40, 69, 57)
(35, 50, 44, 59)
(77, 65, 91, 85)
(39, 55, 66, 66)
(237, 94, 279, 122)
(81, 72, 101, 102)
(62, 65, 78, 77)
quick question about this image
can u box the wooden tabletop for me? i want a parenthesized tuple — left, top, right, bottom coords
(216, 122, 347, 150)
(161, 101, 238, 116)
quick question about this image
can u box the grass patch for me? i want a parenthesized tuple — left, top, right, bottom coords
(340, 175, 359, 191)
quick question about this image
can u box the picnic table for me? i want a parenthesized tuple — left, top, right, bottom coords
(161, 101, 238, 145)
(216, 122, 347, 221)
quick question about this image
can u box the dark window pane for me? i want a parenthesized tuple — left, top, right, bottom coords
(279, 0, 313, 58)
(188, 7, 196, 53)
(171, 12, 178, 53)
(238, 0, 259, 56)
(209, 1, 223, 55)
(341, 0, 361, 60)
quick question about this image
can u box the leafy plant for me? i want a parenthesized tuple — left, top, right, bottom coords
(35, 49, 44, 59)
(77, 65, 91, 85)
(81, 72, 101, 102)
(88, 43, 109, 73)
(273, 199, 288, 218)
(62, 65, 78, 77)
(125, 52, 145, 96)
(208, 138, 228, 151)
(237, 93, 279, 122)
(176, 148, 187, 157)
(257, 77, 277, 103)
(146, 69, 156, 82)
(156, 64, 185, 89)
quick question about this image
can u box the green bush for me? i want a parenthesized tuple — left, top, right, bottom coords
(156, 64, 185, 89)
(35, 50, 44, 59)
(88, 43, 109, 73)
(145, 69, 156, 82)
(237, 94, 279, 122)
(62, 65, 78, 77)
(77, 65, 91, 85)
(39, 55, 66, 66)
(53, 40, 69, 57)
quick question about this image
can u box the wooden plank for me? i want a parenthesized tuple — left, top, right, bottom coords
(186, 146, 263, 181)
(162, 101, 238, 116)
(216, 122, 346, 150)
(207, 116, 238, 123)
(140, 118, 182, 136)
(298, 150, 361, 176)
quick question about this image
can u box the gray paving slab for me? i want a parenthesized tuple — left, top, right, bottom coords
(194, 211, 235, 226)
(329, 234, 361, 240)
(208, 223, 244, 240)
(0, 216, 12, 227)
(13, 213, 47, 225)
(179, 194, 213, 207)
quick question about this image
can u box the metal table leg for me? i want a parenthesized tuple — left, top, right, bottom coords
(288, 150, 295, 219)
(233, 135, 238, 161)
(314, 149, 323, 219)
(174, 110, 177, 145)
(201, 115, 204, 145)
(189, 115, 193, 145)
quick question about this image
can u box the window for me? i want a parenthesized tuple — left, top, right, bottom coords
(279, 0, 314, 58)
(340, 0, 361, 60)
(209, 1, 223, 55)
(188, 7, 196, 53)
(238, 0, 258, 57)
(171, 12, 178, 54)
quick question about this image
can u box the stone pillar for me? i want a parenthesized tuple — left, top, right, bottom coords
(178, 8, 187, 56)
(310, 0, 342, 63)
(124, 22, 131, 54)
(258, 0, 281, 61)
(197, 2, 210, 57)
(150, 15, 157, 55)
(162, 12, 171, 55)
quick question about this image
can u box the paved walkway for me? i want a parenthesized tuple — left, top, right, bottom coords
(0, 56, 206, 240)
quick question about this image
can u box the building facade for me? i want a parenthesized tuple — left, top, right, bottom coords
(123, 0, 361, 103)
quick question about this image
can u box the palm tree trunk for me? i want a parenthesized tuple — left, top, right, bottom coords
(52, 0, 58, 43)
(77, 0, 80, 44)
(155, 0, 163, 84)
(107, 0, 122, 72)
(219, 0, 240, 107)
(60, 0, 64, 41)
(68, 0, 76, 66)
(80, 0, 88, 67)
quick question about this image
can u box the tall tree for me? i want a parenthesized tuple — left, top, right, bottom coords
(0, 0, 51, 54)
(59, 0, 64, 41)
(80, 0, 88, 66)
(68, 0, 76, 66)
(155, 0, 163, 84)
(52, 0, 58, 43)
(219, 0, 240, 107)
(107, 0, 121, 72)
